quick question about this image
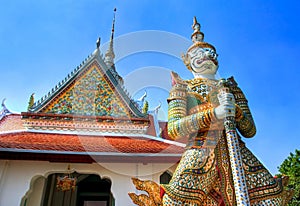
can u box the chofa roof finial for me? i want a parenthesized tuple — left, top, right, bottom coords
(0, 98, 13, 120)
(96, 37, 101, 49)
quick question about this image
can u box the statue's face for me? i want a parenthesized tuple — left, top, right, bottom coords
(189, 47, 218, 74)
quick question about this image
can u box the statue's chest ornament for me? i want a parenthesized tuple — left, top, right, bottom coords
(191, 84, 210, 98)
(187, 79, 219, 104)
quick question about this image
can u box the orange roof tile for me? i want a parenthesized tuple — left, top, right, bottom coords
(0, 131, 184, 154)
(0, 114, 185, 163)
(0, 114, 24, 132)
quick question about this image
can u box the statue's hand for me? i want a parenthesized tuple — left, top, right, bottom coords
(214, 92, 235, 119)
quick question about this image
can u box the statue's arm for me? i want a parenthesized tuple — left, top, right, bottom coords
(229, 77, 256, 138)
(167, 83, 217, 140)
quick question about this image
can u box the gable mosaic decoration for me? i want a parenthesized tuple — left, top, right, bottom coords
(42, 66, 129, 117)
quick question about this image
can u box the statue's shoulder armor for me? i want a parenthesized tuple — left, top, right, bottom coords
(226, 76, 238, 88)
(168, 71, 188, 102)
(226, 76, 247, 102)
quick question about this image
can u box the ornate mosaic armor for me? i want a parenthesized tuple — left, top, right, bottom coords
(161, 76, 287, 205)
(129, 17, 292, 206)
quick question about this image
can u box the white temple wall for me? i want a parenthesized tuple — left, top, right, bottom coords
(0, 160, 176, 206)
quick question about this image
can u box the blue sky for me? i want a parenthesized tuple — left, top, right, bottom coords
(0, 0, 299, 175)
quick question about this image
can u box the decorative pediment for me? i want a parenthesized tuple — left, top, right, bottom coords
(29, 55, 145, 119)
(42, 64, 129, 117)
(22, 55, 149, 134)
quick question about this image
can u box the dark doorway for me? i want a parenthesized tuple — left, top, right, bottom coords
(77, 175, 114, 206)
(42, 173, 114, 206)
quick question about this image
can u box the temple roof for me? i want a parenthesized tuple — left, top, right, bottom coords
(0, 16, 182, 162)
(0, 132, 183, 155)
(0, 113, 184, 163)
(28, 49, 144, 119)
(21, 42, 152, 136)
(27, 9, 135, 120)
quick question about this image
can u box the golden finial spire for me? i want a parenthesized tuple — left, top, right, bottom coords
(105, 8, 117, 67)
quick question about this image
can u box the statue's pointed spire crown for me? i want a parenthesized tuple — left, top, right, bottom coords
(188, 16, 216, 51)
(105, 8, 117, 67)
(191, 16, 204, 43)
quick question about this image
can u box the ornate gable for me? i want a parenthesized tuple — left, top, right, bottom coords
(27, 11, 146, 120)
(21, 48, 150, 134)
(23, 14, 150, 134)
(40, 62, 129, 117)
(28, 54, 145, 119)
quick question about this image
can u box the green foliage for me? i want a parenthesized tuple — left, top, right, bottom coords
(142, 101, 149, 114)
(27, 93, 35, 111)
(277, 149, 300, 205)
